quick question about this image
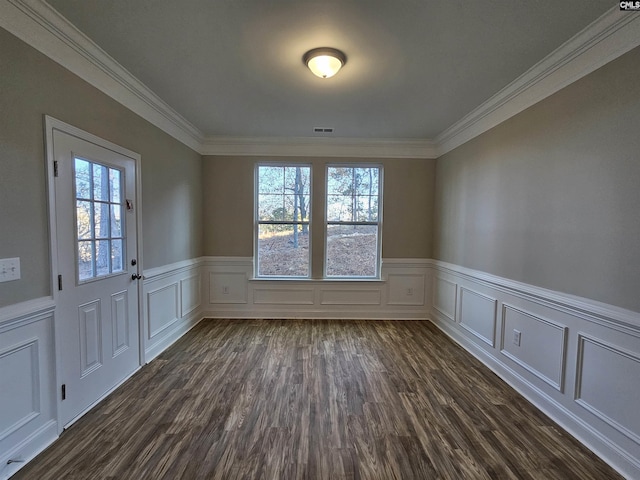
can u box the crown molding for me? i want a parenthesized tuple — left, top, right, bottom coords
(435, 6, 640, 156)
(0, 0, 204, 152)
(1, 2, 638, 159)
(200, 136, 438, 159)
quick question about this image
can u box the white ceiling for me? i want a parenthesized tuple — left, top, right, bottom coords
(44, 0, 615, 142)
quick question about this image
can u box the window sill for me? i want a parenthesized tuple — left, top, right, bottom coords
(249, 277, 385, 283)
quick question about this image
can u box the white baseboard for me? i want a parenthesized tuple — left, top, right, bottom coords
(0, 420, 57, 480)
(428, 260, 640, 480)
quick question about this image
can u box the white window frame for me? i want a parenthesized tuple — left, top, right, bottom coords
(254, 163, 312, 278)
(324, 164, 383, 279)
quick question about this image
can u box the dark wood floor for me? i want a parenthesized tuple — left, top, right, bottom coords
(15, 319, 622, 479)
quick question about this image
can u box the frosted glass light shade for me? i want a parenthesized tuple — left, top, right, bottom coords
(303, 48, 346, 79)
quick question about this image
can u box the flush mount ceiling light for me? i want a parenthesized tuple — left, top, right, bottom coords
(303, 47, 347, 79)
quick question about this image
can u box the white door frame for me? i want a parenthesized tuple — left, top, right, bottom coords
(44, 115, 145, 433)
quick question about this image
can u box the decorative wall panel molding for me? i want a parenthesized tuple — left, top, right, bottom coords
(433, 276, 457, 322)
(146, 284, 179, 341)
(500, 305, 567, 392)
(459, 287, 497, 347)
(0, 298, 57, 480)
(428, 260, 640, 480)
(142, 259, 204, 362)
(575, 335, 640, 445)
(202, 257, 430, 320)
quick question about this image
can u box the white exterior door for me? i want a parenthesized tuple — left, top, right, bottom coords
(50, 122, 141, 427)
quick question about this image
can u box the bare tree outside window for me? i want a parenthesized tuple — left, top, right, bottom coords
(256, 165, 311, 277)
(326, 166, 382, 277)
(75, 158, 125, 281)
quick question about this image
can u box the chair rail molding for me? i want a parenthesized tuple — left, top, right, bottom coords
(428, 259, 640, 480)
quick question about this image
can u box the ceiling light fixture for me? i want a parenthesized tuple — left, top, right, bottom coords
(303, 47, 347, 79)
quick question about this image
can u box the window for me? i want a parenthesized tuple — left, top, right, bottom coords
(326, 166, 382, 277)
(256, 165, 311, 277)
(74, 157, 125, 281)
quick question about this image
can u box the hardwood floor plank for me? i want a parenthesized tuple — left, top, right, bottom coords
(13, 319, 623, 480)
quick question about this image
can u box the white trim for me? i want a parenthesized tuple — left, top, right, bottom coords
(429, 314, 640, 480)
(0, 420, 57, 480)
(0, 297, 55, 328)
(428, 260, 640, 480)
(3, 4, 637, 158)
(143, 257, 203, 280)
(435, 7, 640, 156)
(202, 136, 437, 159)
(431, 260, 640, 333)
(0, 0, 203, 152)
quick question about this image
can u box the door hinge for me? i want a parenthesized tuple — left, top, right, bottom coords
(61, 384, 66, 400)
(58, 274, 63, 291)
(54, 161, 59, 177)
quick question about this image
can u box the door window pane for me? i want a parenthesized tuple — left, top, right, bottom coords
(78, 241, 94, 281)
(74, 157, 125, 282)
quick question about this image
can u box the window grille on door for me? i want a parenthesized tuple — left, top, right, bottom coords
(74, 157, 125, 281)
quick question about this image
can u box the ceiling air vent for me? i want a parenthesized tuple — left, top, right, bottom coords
(313, 127, 334, 133)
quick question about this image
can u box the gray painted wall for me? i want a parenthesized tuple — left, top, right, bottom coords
(434, 46, 640, 312)
(202, 156, 435, 277)
(0, 29, 203, 307)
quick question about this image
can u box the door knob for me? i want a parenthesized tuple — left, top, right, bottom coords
(131, 274, 142, 280)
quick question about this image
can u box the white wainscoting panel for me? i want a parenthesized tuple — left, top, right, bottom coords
(500, 305, 567, 392)
(202, 257, 430, 319)
(143, 259, 204, 362)
(387, 273, 425, 306)
(254, 286, 315, 305)
(575, 335, 640, 445)
(428, 260, 640, 480)
(147, 284, 179, 340)
(180, 274, 201, 317)
(0, 298, 57, 480)
(433, 276, 457, 322)
(320, 288, 381, 306)
(210, 271, 248, 304)
(0, 339, 39, 440)
(459, 287, 497, 347)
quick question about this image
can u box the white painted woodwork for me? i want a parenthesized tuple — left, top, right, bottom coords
(147, 284, 179, 340)
(428, 260, 640, 480)
(459, 288, 497, 347)
(180, 275, 201, 317)
(202, 257, 430, 319)
(387, 273, 426, 306)
(2, 257, 640, 479)
(111, 291, 129, 356)
(0, 300, 57, 480)
(433, 277, 457, 322)
(319, 289, 381, 306)
(142, 259, 203, 362)
(500, 305, 567, 391)
(576, 335, 640, 444)
(48, 119, 141, 428)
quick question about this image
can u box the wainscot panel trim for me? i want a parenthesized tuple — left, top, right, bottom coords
(142, 258, 205, 363)
(202, 256, 430, 320)
(0, 300, 56, 480)
(428, 260, 640, 480)
(0, 297, 55, 331)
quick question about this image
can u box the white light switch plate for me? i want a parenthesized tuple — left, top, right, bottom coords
(0, 257, 21, 282)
